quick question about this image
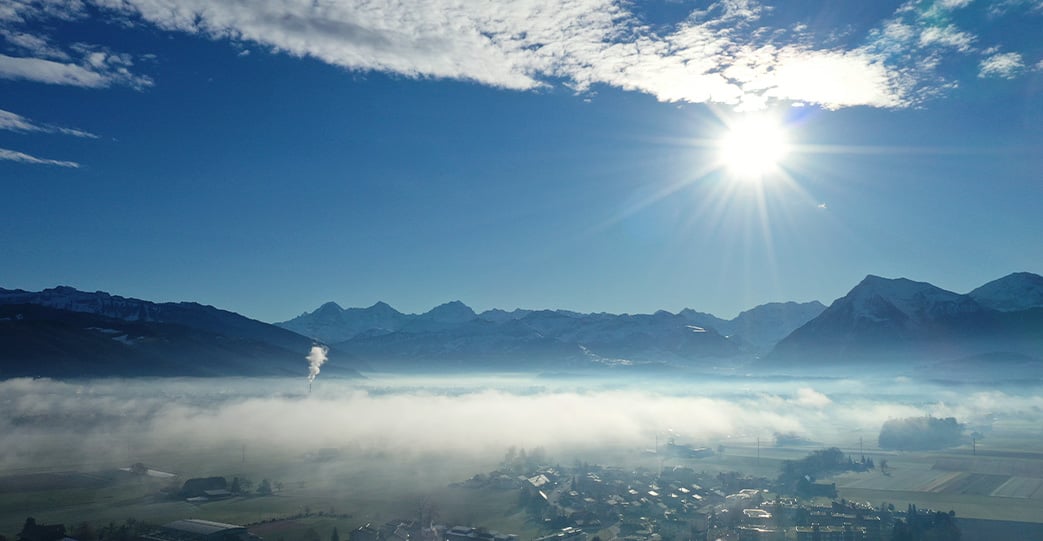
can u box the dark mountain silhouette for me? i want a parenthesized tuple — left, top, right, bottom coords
(0, 287, 363, 378)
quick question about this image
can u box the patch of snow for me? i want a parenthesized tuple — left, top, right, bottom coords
(112, 335, 141, 345)
(87, 327, 122, 334)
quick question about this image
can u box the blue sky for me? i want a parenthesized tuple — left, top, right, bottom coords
(1, 0, 1041, 322)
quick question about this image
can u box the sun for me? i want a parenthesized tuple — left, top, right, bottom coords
(718, 115, 789, 180)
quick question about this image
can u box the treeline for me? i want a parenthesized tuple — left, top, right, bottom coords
(879, 416, 962, 451)
(891, 505, 960, 541)
(778, 448, 873, 496)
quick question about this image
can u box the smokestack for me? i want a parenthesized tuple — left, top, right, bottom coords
(306, 344, 329, 394)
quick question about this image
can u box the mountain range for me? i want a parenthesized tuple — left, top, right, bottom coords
(0, 286, 365, 378)
(1, 271, 1041, 378)
(770, 272, 1043, 369)
(275, 299, 827, 369)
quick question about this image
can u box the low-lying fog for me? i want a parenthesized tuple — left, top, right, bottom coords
(2, 373, 1042, 474)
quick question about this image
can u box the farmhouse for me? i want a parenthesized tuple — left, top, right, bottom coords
(444, 526, 516, 541)
(16, 519, 65, 541)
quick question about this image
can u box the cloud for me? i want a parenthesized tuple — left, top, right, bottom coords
(0, 147, 81, 167)
(917, 25, 975, 52)
(0, 52, 152, 88)
(1, 376, 1041, 472)
(0, 108, 98, 138)
(987, 0, 1043, 16)
(794, 387, 832, 408)
(0, 377, 809, 466)
(0, 28, 71, 60)
(979, 51, 1025, 78)
(3, 0, 1039, 110)
(756, 47, 909, 109)
(0, 0, 87, 23)
(79, 0, 908, 110)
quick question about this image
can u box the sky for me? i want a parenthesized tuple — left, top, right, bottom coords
(1, 0, 1041, 323)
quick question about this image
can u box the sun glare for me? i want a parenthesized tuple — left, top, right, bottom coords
(718, 116, 789, 180)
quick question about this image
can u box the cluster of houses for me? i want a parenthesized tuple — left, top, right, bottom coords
(459, 460, 900, 541)
(723, 499, 885, 541)
(349, 521, 520, 541)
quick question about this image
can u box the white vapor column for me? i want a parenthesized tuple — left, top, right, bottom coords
(306, 345, 329, 393)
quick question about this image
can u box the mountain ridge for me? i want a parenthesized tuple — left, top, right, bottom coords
(3, 270, 1040, 377)
(0, 286, 365, 378)
(768, 273, 1043, 366)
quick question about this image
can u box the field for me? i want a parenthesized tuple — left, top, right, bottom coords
(826, 419, 1043, 523)
(0, 443, 541, 541)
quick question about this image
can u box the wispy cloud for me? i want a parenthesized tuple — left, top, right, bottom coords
(2, 0, 1040, 109)
(979, 51, 1025, 78)
(0, 52, 152, 88)
(0, 0, 88, 23)
(0, 28, 70, 60)
(0, 6, 152, 90)
(81, 0, 911, 110)
(917, 25, 975, 52)
(0, 108, 98, 138)
(0, 147, 80, 167)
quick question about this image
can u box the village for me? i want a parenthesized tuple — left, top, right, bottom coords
(445, 444, 959, 541)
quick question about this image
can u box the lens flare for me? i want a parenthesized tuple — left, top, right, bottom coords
(719, 116, 789, 180)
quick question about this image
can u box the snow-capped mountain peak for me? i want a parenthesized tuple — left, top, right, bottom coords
(420, 300, 476, 323)
(844, 275, 977, 321)
(969, 272, 1043, 312)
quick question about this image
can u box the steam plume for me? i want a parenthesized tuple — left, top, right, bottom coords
(306, 345, 328, 384)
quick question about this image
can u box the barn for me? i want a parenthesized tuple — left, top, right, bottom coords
(139, 519, 260, 541)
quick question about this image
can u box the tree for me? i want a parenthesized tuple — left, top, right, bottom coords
(257, 479, 273, 495)
(330, 528, 340, 541)
(230, 477, 241, 493)
(71, 522, 98, 541)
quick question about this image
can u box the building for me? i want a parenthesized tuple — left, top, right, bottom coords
(737, 526, 781, 541)
(794, 524, 866, 541)
(16, 519, 65, 541)
(350, 525, 384, 541)
(444, 527, 517, 541)
(139, 519, 260, 541)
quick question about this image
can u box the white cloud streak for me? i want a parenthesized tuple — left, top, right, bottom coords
(0, 51, 153, 88)
(0, 147, 81, 167)
(1, 375, 1039, 472)
(82, 0, 912, 109)
(2, 0, 1039, 109)
(0, 108, 98, 138)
